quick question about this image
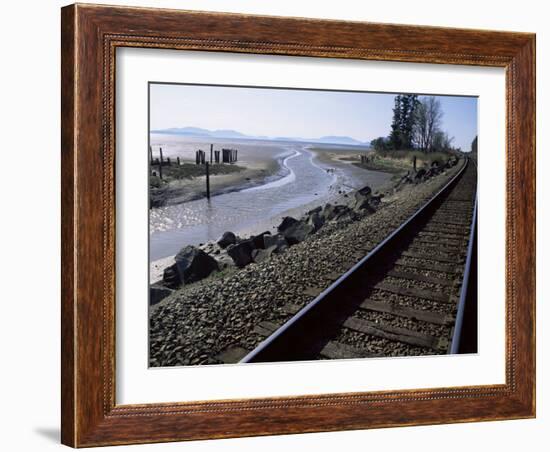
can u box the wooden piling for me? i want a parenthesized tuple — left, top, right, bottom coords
(205, 162, 210, 199)
(158, 147, 163, 179)
(177, 156, 180, 166)
(210, 144, 213, 163)
(413, 155, 417, 171)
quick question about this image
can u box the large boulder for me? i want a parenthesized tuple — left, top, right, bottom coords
(214, 253, 235, 270)
(149, 285, 173, 305)
(277, 216, 298, 232)
(227, 239, 255, 267)
(251, 231, 271, 249)
(322, 203, 350, 221)
(252, 245, 278, 263)
(307, 206, 322, 216)
(217, 231, 237, 249)
(308, 211, 326, 231)
(263, 233, 288, 253)
(354, 186, 372, 203)
(163, 245, 219, 288)
(353, 186, 382, 213)
(283, 220, 315, 245)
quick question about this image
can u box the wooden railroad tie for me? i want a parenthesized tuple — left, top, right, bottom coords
(387, 269, 454, 287)
(343, 317, 448, 352)
(320, 341, 381, 360)
(394, 258, 455, 274)
(359, 298, 455, 326)
(371, 282, 452, 304)
(402, 250, 463, 265)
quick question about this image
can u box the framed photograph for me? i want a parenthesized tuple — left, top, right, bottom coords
(61, 4, 535, 447)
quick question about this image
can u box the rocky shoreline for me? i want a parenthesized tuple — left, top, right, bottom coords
(149, 156, 460, 367)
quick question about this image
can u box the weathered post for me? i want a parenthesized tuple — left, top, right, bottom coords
(205, 162, 210, 199)
(158, 148, 163, 180)
(210, 144, 213, 164)
(149, 146, 153, 166)
(235, 150, 238, 162)
(177, 156, 181, 166)
(413, 155, 417, 171)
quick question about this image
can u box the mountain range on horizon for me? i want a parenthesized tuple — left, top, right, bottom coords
(151, 126, 371, 147)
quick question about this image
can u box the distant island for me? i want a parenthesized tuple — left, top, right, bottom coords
(151, 126, 370, 147)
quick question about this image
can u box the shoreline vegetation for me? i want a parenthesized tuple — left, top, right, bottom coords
(310, 146, 458, 181)
(352, 149, 458, 174)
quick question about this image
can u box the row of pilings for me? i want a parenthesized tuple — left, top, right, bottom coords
(196, 146, 238, 164)
(149, 145, 238, 186)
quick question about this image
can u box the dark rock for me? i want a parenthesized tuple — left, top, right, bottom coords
(354, 198, 376, 212)
(277, 216, 298, 232)
(252, 245, 277, 263)
(215, 253, 235, 269)
(307, 206, 322, 215)
(150, 285, 173, 305)
(323, 203, 350, 221)
(283, 220, 315, 245)
(264, 233, 288, 253)
(149, 187, 167, 208)
(354, 186, 372, 203)
(251, 231, 271, 249)
(163, 245, 219, 288)
(227, 240, 255, 267)
(308, 211, 326, 231)
(217, 231, 237, 249)
(414, 168, 426, 181)
(353, 186, 381, 213)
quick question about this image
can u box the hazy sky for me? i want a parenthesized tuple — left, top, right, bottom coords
(150, 83, 478, 152)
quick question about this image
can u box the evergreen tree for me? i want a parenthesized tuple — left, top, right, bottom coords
(400, 94, 419, 149)
(389, 95, 403, 150)
(388, 94, 419, 150)
(471, 136, 478, 153)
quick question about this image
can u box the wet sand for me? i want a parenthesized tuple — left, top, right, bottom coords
(149, 145, 394, 283)
(160, 156, 284, 205)
(150, 135, 293, 205)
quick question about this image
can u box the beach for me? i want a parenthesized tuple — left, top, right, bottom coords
(150, 134, 291, 206)
(149, 137, 394, 273)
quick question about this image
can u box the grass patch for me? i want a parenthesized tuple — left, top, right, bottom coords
(150, 162, 246, 186)
(352, 149, 455, 174)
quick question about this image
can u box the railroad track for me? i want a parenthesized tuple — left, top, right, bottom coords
(241, 158, 478, 363)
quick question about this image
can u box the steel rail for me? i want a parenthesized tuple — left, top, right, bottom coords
(449, 159, 478, 354)
(241, 158, 472, 363)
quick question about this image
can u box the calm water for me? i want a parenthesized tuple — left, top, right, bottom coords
(149, 141, 391, 261)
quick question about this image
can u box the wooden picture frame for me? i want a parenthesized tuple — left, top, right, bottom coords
(61, 3, 535, 447)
